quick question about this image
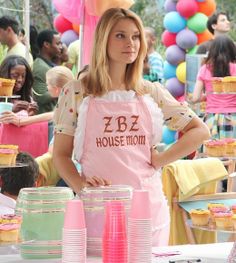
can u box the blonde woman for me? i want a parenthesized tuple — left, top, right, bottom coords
(53, 8, 210, 245)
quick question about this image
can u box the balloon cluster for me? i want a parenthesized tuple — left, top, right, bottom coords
(162, 0, 216, 99)
(53, 0, 81, 46)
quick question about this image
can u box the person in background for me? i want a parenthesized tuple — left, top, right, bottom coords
(0, 16, 33, 66)
(0, 152, 39, 215)
(196, 12, 231, 55)
(32, 29, 62, 113)
(144, 27, 164, 83)
(0, 55, 38, 116)
(53, 8, 209, 245)
(65, 39, 80, 76)
(29, 25, 39, 60)
(192, 35, 236, 139)
(53, 43, 69, 66)
(143, 54, 159, 82)
(18, 28, 26, 45)
(0, 66, 74, 142)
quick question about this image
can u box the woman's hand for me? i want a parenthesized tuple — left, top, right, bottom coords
(28, 102, 38, 116)
(0, 111, 20, 126)
(84, 176, 111, 187)
(13, 101, 29, 113)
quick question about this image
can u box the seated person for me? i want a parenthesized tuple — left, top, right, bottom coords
(0, 55, 38, 116)
(0, 152, 39, 215)
(0, 66, 74, 144)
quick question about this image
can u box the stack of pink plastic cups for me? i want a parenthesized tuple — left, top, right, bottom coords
(62, 199, 86, 263)
(102, 201, 128, 263)
(128, 190, 152, 263)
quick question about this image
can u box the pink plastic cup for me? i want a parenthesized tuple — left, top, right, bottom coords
(129, 190, 151, 219)
(63, 199, 86, 229)
(103, 201, 127, 238)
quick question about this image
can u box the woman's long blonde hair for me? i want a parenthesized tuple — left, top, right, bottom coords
(82, 8, 147, 96)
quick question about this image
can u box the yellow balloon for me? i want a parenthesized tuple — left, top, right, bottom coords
(176, 62, 186, 84)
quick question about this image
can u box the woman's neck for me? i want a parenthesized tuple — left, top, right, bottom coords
(109, 63, 127, 91)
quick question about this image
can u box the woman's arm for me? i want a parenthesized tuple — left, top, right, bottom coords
(151, 116, 210, 170)
(0, 111, 53, 126)
(53, 133, 110, 194)
(191, 79, 206, 103)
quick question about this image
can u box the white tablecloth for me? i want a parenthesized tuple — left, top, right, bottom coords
(0, 242, 233, 262)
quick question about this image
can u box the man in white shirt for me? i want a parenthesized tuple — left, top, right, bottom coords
(0, 16, 33, 66)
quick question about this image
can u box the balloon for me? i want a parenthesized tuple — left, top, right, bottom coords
(163, 11, 186, 33)
(53, 0, 83, 25)
(176, 29, 198, 50)
(166, 77, 185, 98)
(85, 0, 134, 16)
(53, 14, 73, 34)
(197, 29, 213, 44)
(164, 0, 177, 13)
(176, 62, 186, 83)
(176, 0, 198, 18)
(162, 125, 177, 144)
(61, 30, 79, 46)
(187, 12, 208, 34)
(72, 24, 80, 35)
(165, 45, 186, 66)
(161, 30, 177, 47)
(187, 45, 199, 54)
(197, 0, 216, 17)
(163, 61, 177, 80)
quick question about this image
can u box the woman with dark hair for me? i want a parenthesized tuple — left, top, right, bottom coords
(0, 55, 38, 115)
(192, 35, 236, 139)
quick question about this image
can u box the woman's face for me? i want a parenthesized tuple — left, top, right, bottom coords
(10, 65, 26, 93)
(107, 18, 141, 65)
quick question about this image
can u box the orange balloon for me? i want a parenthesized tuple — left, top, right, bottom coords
(85, 0, 134, 17)
(197, 0, 216, 17)
(72, 24, 80, 35)
(197, 29, 213, 44)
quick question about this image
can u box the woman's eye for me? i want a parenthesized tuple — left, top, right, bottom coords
(116, 33, 124, 39)
(133, 35, 140, 40)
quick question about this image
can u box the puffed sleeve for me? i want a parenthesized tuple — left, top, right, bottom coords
(143, 80, 196, 131)
(53, 80, 83, 136)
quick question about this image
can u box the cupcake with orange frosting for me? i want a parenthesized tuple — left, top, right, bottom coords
(190, 209, 210, 226)
(231, 205, 236, 214)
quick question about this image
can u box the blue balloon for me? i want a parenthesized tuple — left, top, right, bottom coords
(163, 61, 177, 80)
(163, 11, 187, 33)
(162, 126, 177, 144)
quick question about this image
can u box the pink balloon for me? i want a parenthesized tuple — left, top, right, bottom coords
(176, 0, 198, 18)
(53, 0, 83, 25)
(161, 30, 177, 47)
(53, 14, 73, 34)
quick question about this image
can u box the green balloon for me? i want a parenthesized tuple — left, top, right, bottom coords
(188, 45, 199, 54)
(187, 13, 208, 34)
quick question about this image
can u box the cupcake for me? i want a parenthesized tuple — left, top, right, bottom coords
(190, 209, 210, 226)
(232, 215, 236, 230)
(204, 140, 226, 157)
(222, 138, 236, 156)
(0, 145, 18, 165)
(0, 223, 20, 242)
(214, 212, 233, 229)
(222, 76, 236, 92)
(209, 206, 229, 223)
(211, 77, 223, 92)
(0, 78, 15, 96)
(231, 205, 236, 214)
(207, 203, 227, 210)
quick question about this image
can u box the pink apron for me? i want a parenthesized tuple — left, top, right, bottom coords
(76, 95, 170, 246)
